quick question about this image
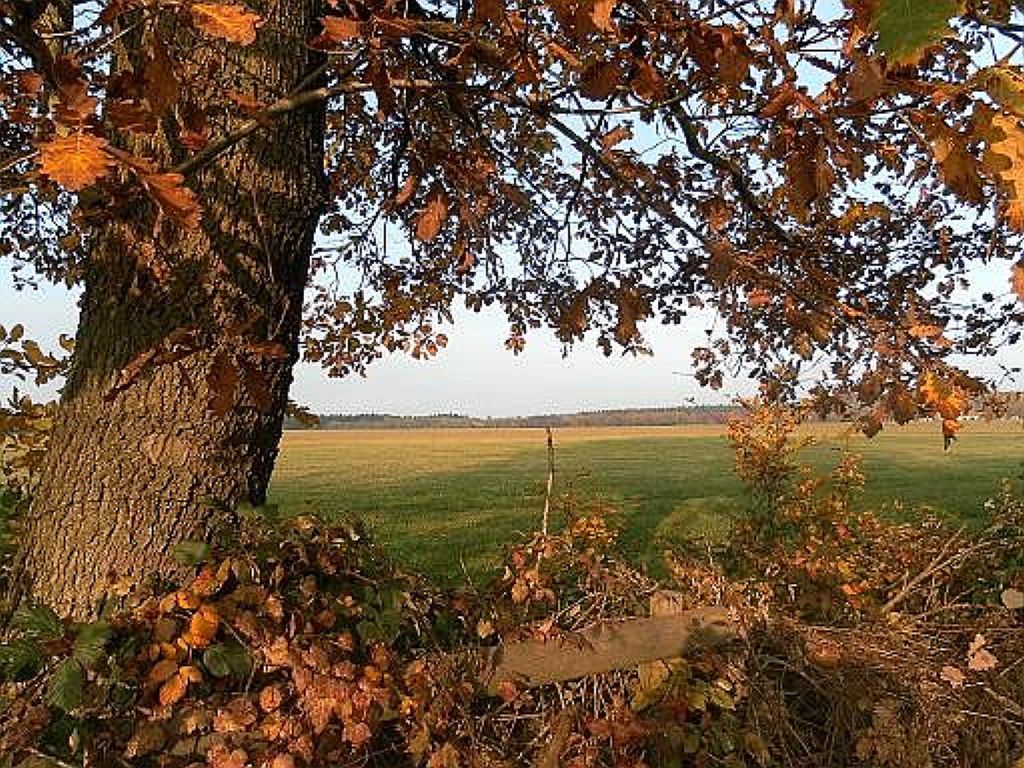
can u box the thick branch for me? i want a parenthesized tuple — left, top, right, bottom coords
(174, 77, 484, 178)
(673, 109, 793, 244)
(478, 607, 737, 694)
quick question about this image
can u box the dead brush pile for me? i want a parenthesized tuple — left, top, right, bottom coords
(1, 406, 1023, 767)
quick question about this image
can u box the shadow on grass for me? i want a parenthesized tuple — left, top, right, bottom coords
(268, 430, 1023, 585)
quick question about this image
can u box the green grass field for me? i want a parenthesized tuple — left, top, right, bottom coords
(267, 421, 1024, 583)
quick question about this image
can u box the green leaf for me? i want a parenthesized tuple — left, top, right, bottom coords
(202, 643, 251, 679)
(46, 659, 84, 712)
(172, 540, 211, 565)
(873, 0, 961, 65)
(12, 603, 64, 640)
(72, 621, 112, 669)
(0, 638, 45, 681)
(983, 66, 1024, 117)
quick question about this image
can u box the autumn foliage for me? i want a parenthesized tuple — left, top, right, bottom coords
(2, 0, 1023, 428)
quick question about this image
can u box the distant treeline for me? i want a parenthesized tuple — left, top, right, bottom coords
(284, 405, 745, 430)
(284, 392, 1024, 431)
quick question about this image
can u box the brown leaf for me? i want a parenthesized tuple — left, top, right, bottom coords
(415, 186, 449, 242)
(259, 684, 284, 712)
(38, 133, 113, 190)
(179, 101, 211, 150)
(579, 60, 622, 100)
(190, 3, 262, 45)
(475, 0, 505, 25)
(600, 126, 631, 150)
(376, 17, 419, 37)
(125, 722, 167, 758)
(148, 658, 180, 686)
(213, 697, 258, 733)
(244, 340, 290, 360)
(1001, 588, 1024, 610)
(930, 130, 982, 204)
(614, 285, 650, 345)
(207, 351, 239, 418)
(940, 665, 965, 688)
(145, 39, 180, 115)
(706, 240, 735, 287)
(106, 100, 157, 133)
(240, 360, 272, 412)
(514, 52, 540, 85)
(343, 721, 373, 748)
(226, 89, 266, 116)
(141, 173, 203, 228)
(630, 57, 663, 101)
(427, 743, 461, 768)
(16, 70, 44, 96)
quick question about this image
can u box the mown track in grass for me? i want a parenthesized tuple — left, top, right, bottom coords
(268, 421, 1024, 583)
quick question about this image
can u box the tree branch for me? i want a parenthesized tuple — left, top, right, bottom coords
(672, 107, 793, 245)
(477, 607, 737, 693)
(173, 76, 485, 178)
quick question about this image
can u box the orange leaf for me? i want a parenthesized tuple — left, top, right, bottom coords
(207, 745, 248, 768)
(1012, 261, 1024, 301)
(158, 670, 188, 706)
(38, 133, 113, 190)
(176, 589, 201, 610)
(589, 0, 617, 33)
(600, 125, 631, 150)
(985, 114, 1024, 230)
(190, 3, 261, 45)
(259, 684, 284, 712)
(316, 16, 364, 45)
(182, 604, 220, 648)
(141, 173, 202, 228)
(967, 633, 998, 671)
(392, 174, 419, 207)
(415, 187, 449, 242)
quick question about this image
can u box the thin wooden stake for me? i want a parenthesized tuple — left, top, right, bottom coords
(542, 427, 554, 536)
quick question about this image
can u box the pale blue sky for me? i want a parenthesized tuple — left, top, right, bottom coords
(3, 270, 1020, 417)
(0, 273, 752, 416)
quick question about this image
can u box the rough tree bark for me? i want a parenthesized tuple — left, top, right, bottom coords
(8, 0, 326, 619)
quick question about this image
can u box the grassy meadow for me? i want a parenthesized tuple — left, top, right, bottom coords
(267, 421, 1024, 583)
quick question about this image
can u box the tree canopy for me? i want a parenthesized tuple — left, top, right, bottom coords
(2, 0, 1024, 442)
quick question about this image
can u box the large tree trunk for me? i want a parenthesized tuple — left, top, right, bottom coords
(8, 1, 326, 619)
